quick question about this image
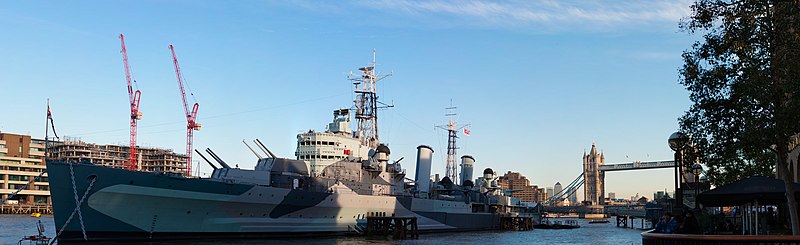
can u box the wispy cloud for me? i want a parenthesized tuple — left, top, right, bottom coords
(303, 0, 693, 31)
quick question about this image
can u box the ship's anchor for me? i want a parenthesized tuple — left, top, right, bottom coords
(50, 162, 96, 244)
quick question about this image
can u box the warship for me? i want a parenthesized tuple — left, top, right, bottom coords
(46, 53, 540, 242)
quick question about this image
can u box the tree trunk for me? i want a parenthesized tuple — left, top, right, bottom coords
(772, 0, 800, 236)
(776, 146, 799, 235)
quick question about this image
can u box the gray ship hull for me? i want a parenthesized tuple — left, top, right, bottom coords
(47, 161, 503, 242)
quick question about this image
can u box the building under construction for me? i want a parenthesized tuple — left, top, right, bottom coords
(49, 137, 188, 174)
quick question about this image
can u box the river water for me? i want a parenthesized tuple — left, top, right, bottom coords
(1, 215, 645, 244)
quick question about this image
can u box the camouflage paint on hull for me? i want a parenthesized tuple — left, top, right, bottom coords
(47, 161, 500, 242)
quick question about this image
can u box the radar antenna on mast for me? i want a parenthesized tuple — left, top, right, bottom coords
(436, 100, 470, 185)
(347, 49, 393, 149)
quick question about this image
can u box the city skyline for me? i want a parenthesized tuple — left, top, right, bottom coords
(0, 0, 694, 200)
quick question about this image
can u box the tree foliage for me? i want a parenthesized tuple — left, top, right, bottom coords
(679, 0, 800, 186)
(679, 0, 800, 234)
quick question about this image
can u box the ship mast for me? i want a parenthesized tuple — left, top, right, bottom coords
(348, 49, 392, 149)
(437, 101, 469, 184)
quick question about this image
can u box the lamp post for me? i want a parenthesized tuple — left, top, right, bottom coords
(669, 132, 690, 214)
(691, 163, 703, 210)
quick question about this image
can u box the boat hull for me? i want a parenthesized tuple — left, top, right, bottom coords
(47, 161, 505, 242)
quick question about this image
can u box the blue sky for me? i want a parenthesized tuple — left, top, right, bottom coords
(0, 0, 697, 200)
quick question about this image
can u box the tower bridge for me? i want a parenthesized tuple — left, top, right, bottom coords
(544, 143, 674, 206)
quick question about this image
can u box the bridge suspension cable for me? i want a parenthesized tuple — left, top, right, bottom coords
(545, 173, 584, 206)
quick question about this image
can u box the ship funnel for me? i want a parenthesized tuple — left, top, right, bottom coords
(414, 145, 434, 197)
(459, 155, 475, 186)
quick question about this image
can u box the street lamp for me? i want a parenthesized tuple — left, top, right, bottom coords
(691, 163, 703, 210)
(669, 132, 690, 214)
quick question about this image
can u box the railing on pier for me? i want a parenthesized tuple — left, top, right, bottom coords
(641, 230, 800, 244)
(0, 204, 52, 215)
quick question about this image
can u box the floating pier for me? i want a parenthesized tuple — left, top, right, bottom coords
(365, 216, 419, 240)
(500, 216, 534, 231)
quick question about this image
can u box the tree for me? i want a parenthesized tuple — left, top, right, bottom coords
(679, 0, 800, 234)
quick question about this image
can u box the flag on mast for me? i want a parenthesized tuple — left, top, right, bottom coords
(463, 128, 470, 136)
(46, 99, 59, 139)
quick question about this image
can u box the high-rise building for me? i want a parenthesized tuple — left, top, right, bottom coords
(554, 182, 563, 195)
(608, 192, 616, 200)
(568, 191, 578, 204)
(553, 182, 563, 205)
(0, 132, 50, 205)
(546, 187, 554, 199)
(498, 171, 547, 203)
(654, 191, 667, 200)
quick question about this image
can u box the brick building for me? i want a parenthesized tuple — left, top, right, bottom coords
(498, 171, 547, 203)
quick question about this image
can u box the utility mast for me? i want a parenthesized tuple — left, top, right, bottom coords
(169, 44, 200, 176)
(347, 49, 392, 149)
(120, 34, 142, 170)
(436, 101, 469, 184)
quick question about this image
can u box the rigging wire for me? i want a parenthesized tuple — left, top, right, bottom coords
(68, 92, 348, 136)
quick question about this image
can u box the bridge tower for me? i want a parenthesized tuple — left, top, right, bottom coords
(583, 143, 605, 205)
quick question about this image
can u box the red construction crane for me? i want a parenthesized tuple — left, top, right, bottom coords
(169, 44, 200, 176)
(120, 34, 142, 171)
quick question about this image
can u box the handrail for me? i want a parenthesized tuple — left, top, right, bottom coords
(641, 230, 800, 242)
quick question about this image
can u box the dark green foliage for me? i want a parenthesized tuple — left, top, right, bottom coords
(679, 0, 800, 234)
(678, 0, 800, 186)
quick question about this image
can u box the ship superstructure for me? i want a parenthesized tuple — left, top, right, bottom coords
(295, 109, 371, 176)
(46, 52, 540, 243)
